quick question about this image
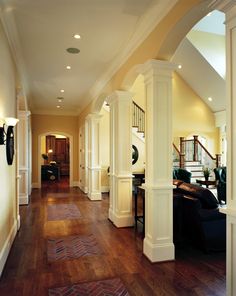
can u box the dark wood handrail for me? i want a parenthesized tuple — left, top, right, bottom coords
(173, 143, 180, 155)
(132, 101, 145, 134)
(133, 101, 145, 113)
(197, 140, 215, 160)
(179, 135, 221, 167)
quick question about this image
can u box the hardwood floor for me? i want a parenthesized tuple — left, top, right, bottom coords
(0, 181, 226, 295)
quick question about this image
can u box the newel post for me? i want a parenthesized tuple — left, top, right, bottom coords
(193, 135, 198, 161)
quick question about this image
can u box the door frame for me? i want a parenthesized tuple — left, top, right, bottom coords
(38, 131, 73, 187)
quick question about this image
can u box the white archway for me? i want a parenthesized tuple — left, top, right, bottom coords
(38, 131, 73, 188)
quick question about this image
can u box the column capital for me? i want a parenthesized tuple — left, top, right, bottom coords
(141, 59, 177, 81)
(86, 113, 103, 122)
(107, 90, 133, 106)
(18, 110, 31, 118)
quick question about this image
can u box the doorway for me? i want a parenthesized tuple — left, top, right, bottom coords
(39, 133, 73, 188)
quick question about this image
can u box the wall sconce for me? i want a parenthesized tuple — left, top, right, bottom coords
(0, 117, 19, 165)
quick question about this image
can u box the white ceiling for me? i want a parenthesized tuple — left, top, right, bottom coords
(0, 0, 176, 115)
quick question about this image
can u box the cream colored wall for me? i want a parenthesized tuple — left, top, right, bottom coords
(130, 71, 219, 156)
(0, 21, 18, 274)
(78, 0, 203, 126)
(187, 30, 225, 78)
(99, 107, 110, 188)
(31, 114, 79, 184)
(131, 74, 146, 111)
(173, 72, 219, 154)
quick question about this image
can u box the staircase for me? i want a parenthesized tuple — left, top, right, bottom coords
(132, 101, 145, 139)
(132, 101, 221, 183)
(173, 136, 221, 183)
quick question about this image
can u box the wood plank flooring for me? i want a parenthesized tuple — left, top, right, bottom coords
(0, 179, 226, 295)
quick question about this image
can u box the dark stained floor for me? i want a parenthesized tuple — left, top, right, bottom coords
(0, 178, 226, 295)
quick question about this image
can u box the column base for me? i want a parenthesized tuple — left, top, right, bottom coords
(88, 192, 102, 201)
(19, 194, 29, 205)
(108, 208, 114, 222)
(143, 237, 175, 262)
(17, 214, 21, 230)
(112, 212, 134, 228)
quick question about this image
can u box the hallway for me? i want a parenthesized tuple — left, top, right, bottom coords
(0, 184, 226, 296)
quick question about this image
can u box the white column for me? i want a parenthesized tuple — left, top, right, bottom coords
(86, 114, 102, 200)
(217, 3, 236, 295)
(18, 111, 31, 205)
(107, 91, 133, 227)
(141, 59, 176, 262)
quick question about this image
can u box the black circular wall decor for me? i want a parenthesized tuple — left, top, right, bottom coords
(132, 144, 139, 165)
(6, 126, 14, 165)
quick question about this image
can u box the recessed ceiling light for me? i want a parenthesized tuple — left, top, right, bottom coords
(66, 65, 71, 70)
(58, 99, 62, 103)
(74, 34, 81, 39)
(66, 47, 80, 54)
(60, 89, 65, 93)
(208, 97, 213, 102)
(178, 64, 182, 69)
(57, 105, 61, 108)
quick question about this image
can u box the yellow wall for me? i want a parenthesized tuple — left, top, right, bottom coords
(130, 72, 219, 155)
(31, 114, 79, 184)
(173, 72, 219, 154)
(131, 75, 146, 111)
(99, 107, 110, 189)
(0, 21, 18, 273)
(78, 0, 203, 126)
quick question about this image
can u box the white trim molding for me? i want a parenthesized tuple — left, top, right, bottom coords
(0, 220, 17, 277)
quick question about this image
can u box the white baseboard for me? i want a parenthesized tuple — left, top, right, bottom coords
(79, 184, 88, 194)
(32, 182, 39, 189)
(17, 215, 21, 230)
(0, 220, 17, 277)
(72, 181, 80, 187)
(101, 186, 110, 193)
(19, 194, 29, 205)
(88, 192, 102, 201)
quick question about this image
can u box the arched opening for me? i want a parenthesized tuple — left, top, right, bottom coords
(38, 132, 73, 188)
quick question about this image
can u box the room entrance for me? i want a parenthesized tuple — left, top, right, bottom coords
(41, 134, 70, 187)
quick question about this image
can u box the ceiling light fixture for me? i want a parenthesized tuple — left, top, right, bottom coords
(208, 97, 213, 102)
(178, 64, 182, 69)
(66, 47, 80, 54)
(56, 105, 61, 108)
(74, 34, 81, 39)
(66, 65, 71, 70)
(60, 89, 65, 93)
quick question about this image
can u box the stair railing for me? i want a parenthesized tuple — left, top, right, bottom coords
(173, 143, 185, 168)
(180, 135, 221, 168)
(132, 101, 145, 135)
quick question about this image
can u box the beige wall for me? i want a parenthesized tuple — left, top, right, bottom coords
(130, 71, 219, 155)
(78, 0, 203, 127)
(173, 72, 219, 154)
(31, 114, 79, 184)
(0, 21, 18, 274)
(99, 107, 110, 188)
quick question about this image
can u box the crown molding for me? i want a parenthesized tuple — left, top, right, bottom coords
(0, 1, 30, 108)
(85, 0, 178, 109)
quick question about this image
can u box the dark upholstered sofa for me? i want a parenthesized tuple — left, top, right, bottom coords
(173, 180, 226, 252)
(214, 166, 226, 204)
(173, 168, 191, 183)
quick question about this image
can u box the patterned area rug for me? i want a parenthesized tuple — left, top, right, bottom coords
(47, 204, 81, 221)
(47, 234, 103, 262)
(48, 278, 130, 296)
